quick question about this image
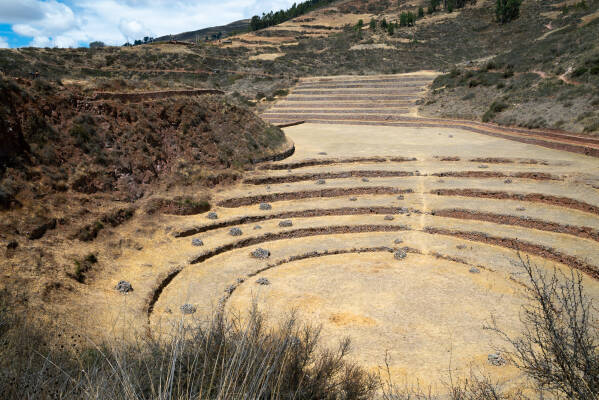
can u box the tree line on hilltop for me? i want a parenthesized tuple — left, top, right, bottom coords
(250, 0, 336, 31)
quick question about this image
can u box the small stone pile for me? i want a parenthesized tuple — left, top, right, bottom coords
(251, 248, 271, 259)
(115, 280, 133, 294)
(192, 238, 204, 246)
(279, 220, 293, 227)
(260, 203, 272, 210)
(180, 304, 197, 315)
(487, 353, 506, 366)
(229, 227, 243, 236)
(207, 212, 218, 219)
(256, 277, 270, 285)
(394, 249, 407, 260)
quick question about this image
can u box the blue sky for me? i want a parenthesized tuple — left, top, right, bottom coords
(0, 0, 298, 48)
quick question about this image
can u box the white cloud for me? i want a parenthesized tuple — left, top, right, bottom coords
(118, 19, 150, 41)
(0, 0, 45, 23)
(3, 0, 300, 48)
(0, 37, 9, 48)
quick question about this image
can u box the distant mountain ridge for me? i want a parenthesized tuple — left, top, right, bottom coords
(155, 19, 250, 42)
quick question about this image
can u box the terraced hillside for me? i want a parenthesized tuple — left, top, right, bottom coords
(262, 74, 599, 157)
(76, 74, 599, 388)
(261, 72, 437, 123)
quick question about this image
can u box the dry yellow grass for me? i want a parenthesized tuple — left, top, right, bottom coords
(249, 52, 286, 60)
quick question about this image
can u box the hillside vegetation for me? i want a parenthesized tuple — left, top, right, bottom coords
(1, 0, 597, 131)
(0, 74, 288, 320)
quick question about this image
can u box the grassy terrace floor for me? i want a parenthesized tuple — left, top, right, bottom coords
(76, 74, 599, 388)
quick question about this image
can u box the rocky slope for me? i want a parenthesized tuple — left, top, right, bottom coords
(0, 75, 289, 310)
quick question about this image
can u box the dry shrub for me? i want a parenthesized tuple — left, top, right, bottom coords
(0, 300, 377, 399)
(488, 255, 599, 399)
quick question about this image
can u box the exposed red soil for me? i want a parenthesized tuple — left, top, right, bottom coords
(469, 157, 513, 164)
(291, 89, 424, 95)
(146, 266, 184, 316)
(429, 251, 490, 271)
(388, 157, 418, 162)
(295, 83, 427, 89)
(262, 113, 414, 121)
(276, 95, 420, 101)
(189, 224, 411, 264)
(274, 103, 414, 108)
(91, 89, 223, 102)
(259, 157, 392, 170)
(431, 171, 559, 181)
(432, 189, 599, 216)
(439, 156, 460, 161)
(175, 206, 420, 237)
(433, 209, 599, 243)
(275, 121, 305, 128)
(424, 227, 599, 279)
(218, 187, 413, 207)
(266, 109, 410, 114)
(300, 77, 434, 85)
(244, 170, 414, 184)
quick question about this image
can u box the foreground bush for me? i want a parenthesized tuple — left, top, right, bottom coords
(489, 255, 599, 399)
(0, 303, 377, 399)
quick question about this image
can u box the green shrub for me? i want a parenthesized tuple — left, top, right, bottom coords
(482, 100, 509, 122)
(572, 67, 588, 77)
(447, 0, 455, 12)
(70, 253, 98, 283)
(418, 7, 425, 18)
(496, 0, 521, 23)
(490, 101, 509, 113)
